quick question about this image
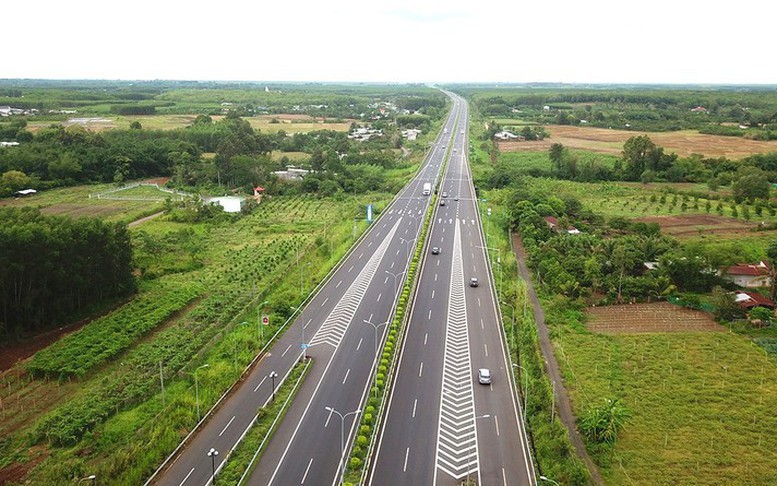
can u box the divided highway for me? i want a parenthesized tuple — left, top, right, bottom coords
(369, 94, 535, 485)
(151, 100, 463, 486)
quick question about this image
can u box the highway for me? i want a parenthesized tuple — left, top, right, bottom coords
(368, 94, 535, 486)
(151, 98, 463, 486)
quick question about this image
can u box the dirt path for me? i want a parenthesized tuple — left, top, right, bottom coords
(128, 210, 165, 228)
(512, 233, 603, 485)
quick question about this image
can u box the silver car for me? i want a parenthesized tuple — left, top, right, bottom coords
(478, 368, 491, 385)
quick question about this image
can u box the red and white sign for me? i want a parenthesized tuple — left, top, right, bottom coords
(261, 315, 270, 326)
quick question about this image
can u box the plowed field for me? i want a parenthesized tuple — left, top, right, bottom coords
(586, 302, 723, 333)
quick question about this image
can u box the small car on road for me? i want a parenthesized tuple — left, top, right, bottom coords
(478, 368, 491, 385)
(440, 199, 446, 206)
(431, 247, 440, 255)
(469, 277, 478, 287)
(442, 192, 448, 198)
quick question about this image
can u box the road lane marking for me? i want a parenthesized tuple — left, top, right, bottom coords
(419, 362, 424, 377)
(336, 280, 342, 288)
(494, 415, 500, 436)
(413, 399, 418, 418)
(432, 289, 435, 299)
(424, 333, 428, 345)
(301, 458, 314, 484)
(377, 293, 382, 302)
(304, 318, 312, 329)
(502, 468, 507, 485)
(281, 344, 292, 357)
(484, 343, 489, 357)
(428, 309, 432, 320)
(481, 318, 484, 330)
(359, 252, 364, 259)
(435, 273, 438, 281)
(254, 376, 267, 392)
(348, 265, 354, 272)
(325, 408, 334, 427)
(368, 241, 373, 248)
(384, 276, 389, 284)
(178, 467, 195, 486)
(437, 260, 440, 267)
(391, 261, 395, 269)
(219, 415, 236, 437)
(321, 297, 329, 307)
(404, 447, 410, 472)
(478, 298, 481, 307)
(396, 249, 401, 256)
(343, 368, 351, 384)
(357, 337, 362, 351)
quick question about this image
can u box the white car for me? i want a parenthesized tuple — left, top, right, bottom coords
(469, 277, 479, 287)
(478, 368, 491, 385)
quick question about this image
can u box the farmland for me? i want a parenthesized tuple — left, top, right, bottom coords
(498, 125, 777, 159)
(586, 302, 724, 334)
(0, 189, 399, 484)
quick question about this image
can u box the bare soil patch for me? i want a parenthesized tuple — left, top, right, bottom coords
(498, 125, 777, 159)
(633, 214, 758, 237)
(586, 302, 724, 334)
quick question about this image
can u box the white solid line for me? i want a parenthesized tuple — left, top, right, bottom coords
(494, 414, 500, 436)
(412, 399, 418, 418)
(357, 337, 363, 351)
(281, 344, 292, 357)
(219, 415, 236, 437)
(325, 408, 333, 427)
(343, 368, 351, 385)
(419, 362, 424, 377)
(178, 467, 195, 486)
(403, 447, 410, 472)
(254, 376, 267, 392)
(301, 458, 314, 484)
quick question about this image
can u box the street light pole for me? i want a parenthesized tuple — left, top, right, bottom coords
(325, 406, 361, 486)
(363, 318, 389, 355)
(399, 236, 416, 263)
(194, 364, 209, 422)
(269, 371, 278, 402)
(385, 269, 406, 296)
(207, 447, 219, 485)
(512, 363, 529, 424)
(540, 475, 560, 486)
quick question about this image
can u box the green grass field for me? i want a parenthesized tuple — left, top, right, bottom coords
(557, 330, 777, 485)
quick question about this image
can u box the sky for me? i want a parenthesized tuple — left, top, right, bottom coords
(5, 0, 777, 84)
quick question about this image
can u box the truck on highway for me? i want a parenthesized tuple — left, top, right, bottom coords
(422, 182, 431, 196)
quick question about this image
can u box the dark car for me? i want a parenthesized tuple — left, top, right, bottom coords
(431, 247, 440, 255)
(469, 277, 478, 287)
(440, 200, 446, 206)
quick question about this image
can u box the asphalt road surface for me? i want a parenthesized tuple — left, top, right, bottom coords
(368, 93, 535, 486)
(151, 100, 463, 486)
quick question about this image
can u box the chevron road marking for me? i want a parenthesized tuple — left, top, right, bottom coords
(434, 220, 480, 482)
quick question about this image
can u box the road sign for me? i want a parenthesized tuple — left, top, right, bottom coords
(261, 314, 269, 326)
(367, 204, 374, 223)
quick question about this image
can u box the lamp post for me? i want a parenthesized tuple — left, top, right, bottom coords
(324, 406, 361, 486)
(363, 318, 389, 355)
(299, 261, 311, 296)
(385, 269, 406, 297)
(233, 321, 249, 371)
(207, 447, 219, 485)
(540, 475, 560, 486)
(77, 475, 96, 484)
(399, 237, 416, 263)
(194, 364, 209, 421)
(512, 363, 529, 424)
(269, 371, 278, 402)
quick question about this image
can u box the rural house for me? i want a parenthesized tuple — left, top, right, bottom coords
(206, 196, 244, 213)
(544, 216, 581, 235)
(735, 291, 776, 310)
(721, 262, 771, 288)
(493, 130, 520, 141)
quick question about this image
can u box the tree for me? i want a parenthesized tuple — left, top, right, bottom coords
(766, 239, 777, 301)
(129, 121, 142, 130)
(1, 170, 32, 193)
(710, 286, 745, 322)
(579, 398, 631, 446)
(732, 167, 770, 203)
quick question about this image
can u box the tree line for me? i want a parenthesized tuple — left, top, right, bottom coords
(0, 207, 136, 338)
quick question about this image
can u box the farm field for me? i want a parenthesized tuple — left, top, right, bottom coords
(586, 302, 724, 333)
(0, 190, 396, 484)
(0, 182, 163, 222)
(556, 321, 777, 485)
(497, 125, 777, 159)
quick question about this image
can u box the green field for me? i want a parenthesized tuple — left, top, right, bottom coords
(558, 330, 777, 485)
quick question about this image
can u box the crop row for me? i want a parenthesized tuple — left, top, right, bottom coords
(27, 280, 205, 379)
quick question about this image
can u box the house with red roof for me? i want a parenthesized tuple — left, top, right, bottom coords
(735, 291, 776, 310)
(721, 262, 771, 288)
(544, 216, 581, 235)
